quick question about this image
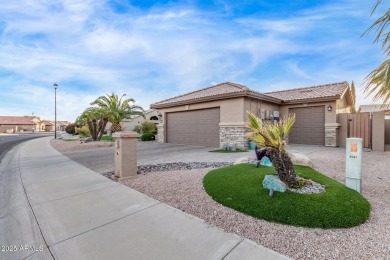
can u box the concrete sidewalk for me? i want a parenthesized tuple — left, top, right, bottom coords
(0, 137, 289, 260)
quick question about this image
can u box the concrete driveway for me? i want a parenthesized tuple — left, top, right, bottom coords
(64, 142, 256, 174)
(63, 141, 345, 174)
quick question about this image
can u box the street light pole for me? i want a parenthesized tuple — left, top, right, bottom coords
(54, 83, 58, 139)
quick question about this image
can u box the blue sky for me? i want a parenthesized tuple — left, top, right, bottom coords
(0, 0, 388, 121)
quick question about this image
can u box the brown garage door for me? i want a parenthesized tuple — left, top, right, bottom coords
(167, 108, 220, 147)
(289, 106, 325, 145)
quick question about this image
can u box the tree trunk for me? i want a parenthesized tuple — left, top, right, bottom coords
(111, 123, 122, 133)
(97, 117, 109, 141)
(91, 119, 98, 141)
(266, 148, 299, 187)
(86, 120, 97, 141)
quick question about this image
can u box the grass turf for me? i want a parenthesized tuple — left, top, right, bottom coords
(100, 135, 115, 141)
(209, 149, 248, 153)
(203, 164, 370, 228)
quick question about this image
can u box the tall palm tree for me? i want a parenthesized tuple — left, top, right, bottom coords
(363, 1, 390, 104)
(91, 93, 144, 133)
(76, 107, 108, 141)
(246, 112, 299, 187)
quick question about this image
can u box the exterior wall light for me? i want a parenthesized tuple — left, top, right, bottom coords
(328, 105, 333, 111)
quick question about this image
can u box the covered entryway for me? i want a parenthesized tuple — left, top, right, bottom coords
(289, 106, 325, 145)
(166, 108, 220, 147)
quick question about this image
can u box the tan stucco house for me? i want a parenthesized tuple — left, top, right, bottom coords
(0, 116, 69, 133)
(150, 81, 353, 149)
(121, 109, 162, 131)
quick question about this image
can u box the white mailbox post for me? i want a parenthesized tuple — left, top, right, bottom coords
(345, 138, 363, 193)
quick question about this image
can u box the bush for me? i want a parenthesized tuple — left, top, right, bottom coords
(65, 124, 76, 134)
(75, 126, 90, 137)
(140, 121, 157, 134)
(141, 133, 155, 141)
(133, 125, 142, 134)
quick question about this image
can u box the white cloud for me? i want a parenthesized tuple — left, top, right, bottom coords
(0, 0, 387, 121)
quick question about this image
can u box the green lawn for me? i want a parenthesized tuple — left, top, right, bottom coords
(209, 148, 248, 153)
(203, 164, 370, 228)
(100, 135, 115, 141)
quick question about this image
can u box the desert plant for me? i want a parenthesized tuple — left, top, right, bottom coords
(65, 124, 76, 134)
(76, 107, 108, 141)
(75, 125, 91, 137)
(133, 125, 142, 134)
(140, 120, 157, 134)
(141, 133, 155, 141)
(90, 93, 144, 133)
(363, 1, 390, 105)
(246, 112, 299, 187)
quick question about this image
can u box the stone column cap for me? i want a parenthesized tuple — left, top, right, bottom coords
(325, 123, 341, 128)
(112, 131, 140, 138)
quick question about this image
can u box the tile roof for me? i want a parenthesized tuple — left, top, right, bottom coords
(151, 81, 349, 108)
(151, 82, 250, 106)
(42, 120, 54, 126)
(0, 116, 35, 125)
(264, 81, 349, 102)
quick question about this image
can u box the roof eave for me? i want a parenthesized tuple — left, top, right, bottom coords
(150, 91, 282, 109)
(281, 95, 340, 104)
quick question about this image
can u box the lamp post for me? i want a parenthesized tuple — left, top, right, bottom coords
(54, 83, 58, 139)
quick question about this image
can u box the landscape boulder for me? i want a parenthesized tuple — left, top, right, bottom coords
(289, 152, 313, 167)
(262, 175, 287, 192)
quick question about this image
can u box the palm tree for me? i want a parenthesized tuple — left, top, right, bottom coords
(351, 81, 357, 113)
(91, 93, 144, 133)
(76, 107, 108, 141)
(363, 1, 390, 104)
(246, 112, 299, 187)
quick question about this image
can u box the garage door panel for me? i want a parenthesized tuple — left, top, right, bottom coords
(167, 108, 220, 147)
(290, 106, 325, 145)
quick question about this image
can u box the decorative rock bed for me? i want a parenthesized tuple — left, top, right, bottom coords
(103, 162, 233, 181)
(104, 161, 325, 194)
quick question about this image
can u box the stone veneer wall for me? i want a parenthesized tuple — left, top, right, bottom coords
(219, 126, 249, 149)
(157, 125, 164, 143)
(325, 127, 337, 147)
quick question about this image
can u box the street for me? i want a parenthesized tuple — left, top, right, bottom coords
(0, 133, 52, 160)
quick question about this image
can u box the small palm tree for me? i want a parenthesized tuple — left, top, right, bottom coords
(246, 112, 299, 187)
(76, 107, 108, 141)
(91, 93, 144, 133)
(363, 1, 390, 105)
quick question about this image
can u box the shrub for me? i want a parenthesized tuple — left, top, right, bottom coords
(65, 124, 76, 134)
(133, 125, 142, 134)
(140, 120, 157, 134)
(75, 126, 91, 137)
(141, 133, 155, 141)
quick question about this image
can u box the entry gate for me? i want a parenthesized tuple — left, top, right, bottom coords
(347, 113, 371, 148)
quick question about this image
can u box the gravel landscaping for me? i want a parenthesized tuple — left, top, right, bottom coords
(50, 139, 113, 153)
(121, 149, 390, 260)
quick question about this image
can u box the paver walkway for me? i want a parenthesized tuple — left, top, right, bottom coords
(0, 137, 289, 260)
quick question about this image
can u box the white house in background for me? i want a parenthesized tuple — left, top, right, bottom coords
(121, 109, 162, 131)
(358, 104, 390, 119)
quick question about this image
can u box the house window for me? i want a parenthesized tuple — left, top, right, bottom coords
(150, 116, 158, 120)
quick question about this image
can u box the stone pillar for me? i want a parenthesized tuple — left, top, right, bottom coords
(325, 123, 340, 147)
(219, 123, 248, 150)
(156, 124, 164, 143)
(112, 131, 139, 180)
(372, 111, 385, 152)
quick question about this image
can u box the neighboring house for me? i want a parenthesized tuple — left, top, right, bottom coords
(0, 116, 35, 133)
(0, 116, 69, 133)
(57, 121, 70, 131)
(42, 121, 55, 131)
(150, 81, 353, 149)
(121, 109, 163, 131)
(358, 104, 390, 119)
